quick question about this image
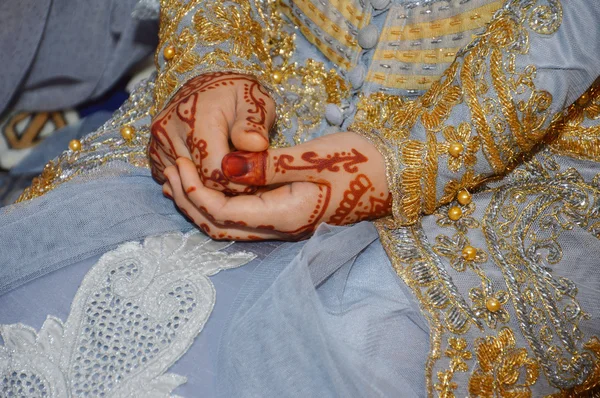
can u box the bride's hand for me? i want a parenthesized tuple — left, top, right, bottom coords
(149, 72, 275, 194)
(162, 132, 391, 241)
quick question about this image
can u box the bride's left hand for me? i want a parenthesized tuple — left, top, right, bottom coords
(162, 132, 392, 241)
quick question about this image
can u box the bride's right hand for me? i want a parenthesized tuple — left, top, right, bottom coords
(148, 72, 276, 194)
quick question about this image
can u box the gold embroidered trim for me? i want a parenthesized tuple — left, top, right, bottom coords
(351, 0, 563, 225)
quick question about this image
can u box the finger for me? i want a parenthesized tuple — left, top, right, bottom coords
(151, 110, 193, 163)
(188, 101, 255, 194)
(221, 134, 369, 186)
(162, 181, 174, 200)
(230, 80, 274, 152)
(177, 157, 323, 237)
(149, 138, 173, 183)
(165, 164, 280, 241)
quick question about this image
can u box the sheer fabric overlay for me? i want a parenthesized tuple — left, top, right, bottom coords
(217, 222, 430, 397)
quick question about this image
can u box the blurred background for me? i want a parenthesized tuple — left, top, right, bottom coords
(0, 0, 159, 205)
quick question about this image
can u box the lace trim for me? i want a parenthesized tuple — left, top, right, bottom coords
(0, 231, 255, 397)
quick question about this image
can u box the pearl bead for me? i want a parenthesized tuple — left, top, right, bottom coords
(486, 297, 502, 313)
(163, 46, 176, 61)
(120, 125, 135, 141)
(462, 245, 477, 261)
(69, 139, 82, 151)
(457, 190, 472, 205)
(448, 142, 464, 158)
(448, 206, 462, 221)
(272, 71, 283, 84)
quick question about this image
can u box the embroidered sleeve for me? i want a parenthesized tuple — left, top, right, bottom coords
(152, 0, 294, 115)
(350, 0, 600, 225)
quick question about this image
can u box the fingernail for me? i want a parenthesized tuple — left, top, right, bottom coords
(222, 153, 251, 178)
(222, 151, 267, 185)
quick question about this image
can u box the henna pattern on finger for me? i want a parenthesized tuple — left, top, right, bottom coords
(274, 149, 368, 174)
(243, 81, 270, 135)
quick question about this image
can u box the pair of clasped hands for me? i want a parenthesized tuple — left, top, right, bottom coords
(149, 72, 391, 241)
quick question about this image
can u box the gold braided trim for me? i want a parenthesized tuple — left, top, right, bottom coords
(280, 3, 353, 69)
(372, 48, 460, 65)
(379, 1, 503, 42)
(460, 46, 506, 174)
(329, 0, 367, 28)
(293, 0, 359, 48)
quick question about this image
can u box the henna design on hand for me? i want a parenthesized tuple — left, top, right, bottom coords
(355, 193, 392, 220)
(327, 174, 373, 225)
(274, 149, 368, 174)
(243, 81, 270, 135)
(150, 72, 273, 186)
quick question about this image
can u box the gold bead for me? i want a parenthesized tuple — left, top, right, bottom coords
(448, 206, 462, 221)
(462, 245, 477, 261)
(69, 139, 82, 151)
(120, 125, 135, 142)
(448, 142, 464, 158)
(163, 46, 176, 61)
(457, 190, 472, 206)
(272, 71, 283, 84)
(486, 297, 502, 313)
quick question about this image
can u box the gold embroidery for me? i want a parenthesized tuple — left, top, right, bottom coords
(469, 287, 510, 329)
(154, 0, 293, 115)
(435, 337, 473, 398)
(548, 77, 600, 162)
(352, 0, 562, 226)
(468, 328, 540, 397)
(438, 123, 480, 173)
(271, 58, 350, 146)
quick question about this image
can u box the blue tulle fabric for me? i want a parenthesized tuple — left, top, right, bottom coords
(217, 222, 430, 397)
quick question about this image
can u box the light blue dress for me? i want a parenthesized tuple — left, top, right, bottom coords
(2, 0, 600, 396)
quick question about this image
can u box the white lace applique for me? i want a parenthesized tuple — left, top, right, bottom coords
(0, 231, 255, 397)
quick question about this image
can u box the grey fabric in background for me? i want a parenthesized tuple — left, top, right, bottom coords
(0, 0, 157, 117)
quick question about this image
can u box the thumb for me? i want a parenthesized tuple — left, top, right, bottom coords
(229, 83, 275, 152)
(222, 135, 369, 186)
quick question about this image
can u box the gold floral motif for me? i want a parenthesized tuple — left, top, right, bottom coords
(469, 287, 510, 329)
(438, 123, 480, 173)
(469, 328, 540, 397)
(435, 202, 480, 233)
(433, 233, 487, 272)
(435, 337, 473, 398)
